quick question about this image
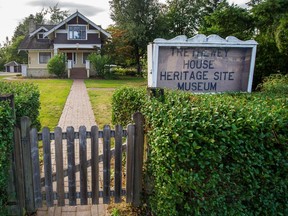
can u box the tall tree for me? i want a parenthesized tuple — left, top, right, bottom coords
(102, 25, 134, 66)
(47, 3, 69, 24)
(164, 0, 224, 37)
(109, 0, 161, 73)
(13, 10, 46, 41)
(199, 2, 254, 40)
(251, 0, 288, 87)
(275, 14, 288, 56)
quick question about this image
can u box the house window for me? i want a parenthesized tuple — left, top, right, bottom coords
(39, 52, 51, 64)
(38, 33, 48, 39)
(83, 53, 90, 64)
(69, 26, 86, 40)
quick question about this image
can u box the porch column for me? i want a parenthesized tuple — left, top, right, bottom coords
(67, 60, 72, 78)
(86, 60, 90, 78)
(54, 48, 58, 55)
(21, 64, 27, 77)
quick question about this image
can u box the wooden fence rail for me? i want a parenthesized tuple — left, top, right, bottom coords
(12, 112, 144, 214)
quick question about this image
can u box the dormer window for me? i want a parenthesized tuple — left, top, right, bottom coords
(69, 25, 86, 40)
(38, 33, 48, 39)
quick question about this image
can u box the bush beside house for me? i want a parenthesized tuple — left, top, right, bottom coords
(47, 54, 67, 78)
(88, 53, 113, 79)
(112, 75, 288, 215)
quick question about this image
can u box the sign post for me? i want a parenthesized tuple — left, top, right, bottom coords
(148, 34, 257, 93)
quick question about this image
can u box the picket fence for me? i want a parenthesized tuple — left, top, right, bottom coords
(9, 111, 144, 215)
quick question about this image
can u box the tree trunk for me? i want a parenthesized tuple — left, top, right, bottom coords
(135, 45, 141, 75)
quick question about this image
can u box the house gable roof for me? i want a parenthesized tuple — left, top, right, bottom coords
(44, 11, 111, 38)
(29, 26, 49, 37)
(4, 61, 20, 66)
(29, 25, 55, 38)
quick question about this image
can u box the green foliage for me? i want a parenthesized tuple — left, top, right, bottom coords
(257, 74, 288, 94)
(275, 14, 288, 55)
(251, 0, 288, 87)
(102, 26, 135, 67)
(112, 86, 288, 215)
(109, 0, 160, 74)
(88, 53, 113, 79)
(0, 101, 14, 215)
(112, 87, 146, 126)
(144, 92, 288, 215)
(46, 3, 69, 24)
(113, 67, 137, 76)
(252, 36, 288, 89)
(47, 54, 67, 78)
(200, 2, 254, 40)
(0, 81, 40, 128)
(166, 0, 223, 37)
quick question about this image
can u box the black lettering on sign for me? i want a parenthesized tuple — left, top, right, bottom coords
(214, 71, 235, 81)
(183, 60, 214, 69)
(160, 71, 190, 80)
(171, 47, 189, 57)
(177, 82, 217, 91)
(189, 71, 208, 80)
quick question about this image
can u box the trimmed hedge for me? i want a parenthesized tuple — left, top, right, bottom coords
(112, 87, 146, 126)
(112, 87, 288, 215)
(0, 101, 14, 215)
(0, 81, 40, 128)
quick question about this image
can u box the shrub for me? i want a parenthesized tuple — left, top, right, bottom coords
(143, 92, 288, 215)
(0, 81, 40, 128)
(113, 67, 137, 76)
(47, 53, 67, 78)
(0, 101, 14, 215)
(88, 53, 113, 79)
(112, 87, 288, 215)
(257, 73, 288, 94)
(112, 87, 146, 126)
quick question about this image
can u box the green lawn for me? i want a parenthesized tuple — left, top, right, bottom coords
(8, 78, 73, 129)
(2, 76, 145, 129)
(85, 76, 147, 127)
(35, 79, 73, 129)
(85, 76, 146, 88)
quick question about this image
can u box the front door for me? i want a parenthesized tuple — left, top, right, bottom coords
(66, 52, 77, 67)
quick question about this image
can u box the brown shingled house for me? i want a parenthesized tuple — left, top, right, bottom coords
(19, 11, 111, 78)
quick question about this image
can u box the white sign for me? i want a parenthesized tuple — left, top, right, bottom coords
(148, 34, 258, 92)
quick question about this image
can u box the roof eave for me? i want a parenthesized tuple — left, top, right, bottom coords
(43, 11, 111, 38)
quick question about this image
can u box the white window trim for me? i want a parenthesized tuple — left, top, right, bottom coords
(68, 25, 87, 40)
(38, 52, 51, 64)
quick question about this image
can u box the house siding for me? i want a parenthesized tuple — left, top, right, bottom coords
(27, 51, 53, 77)
(29, 51, 52, 68)
(68, 16, 87, 25)
(27, 68, 52, 77)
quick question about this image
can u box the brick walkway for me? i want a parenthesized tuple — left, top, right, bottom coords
(37, 79, 109, 216)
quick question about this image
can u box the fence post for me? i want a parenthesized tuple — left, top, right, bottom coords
(20, 116, 36, 213)
(132, 112, 144, 207)
(126, 124, 135, 203)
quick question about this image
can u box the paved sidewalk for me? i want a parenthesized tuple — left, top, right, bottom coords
(37, 79, 109, 216)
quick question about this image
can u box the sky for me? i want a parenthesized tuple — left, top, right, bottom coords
(0, 0, 248, 45)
